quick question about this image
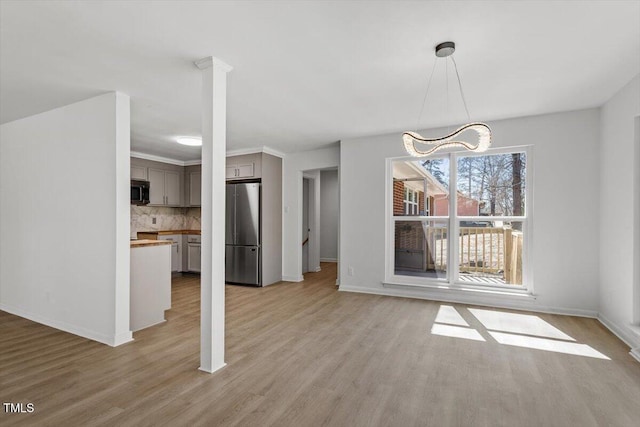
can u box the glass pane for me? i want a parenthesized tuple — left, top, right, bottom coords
(456, 152, 526, 216)
(393, 158, 450, 216)
(394, 220, 448, 279)
(458, 221, 524, 286)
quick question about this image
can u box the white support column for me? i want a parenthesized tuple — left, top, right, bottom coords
(196, 56, 232, 374)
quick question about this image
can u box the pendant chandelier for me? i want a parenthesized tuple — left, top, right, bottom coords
(403, 41, 491, 157)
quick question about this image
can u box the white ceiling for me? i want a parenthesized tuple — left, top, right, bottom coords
(1, 1, 639, 161)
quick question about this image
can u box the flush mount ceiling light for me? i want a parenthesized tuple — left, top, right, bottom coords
(176, 136, 202, 147)
(403, 41, 491, 157)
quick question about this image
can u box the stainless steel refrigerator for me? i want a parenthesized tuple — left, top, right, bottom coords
(225, 182, 261, 286)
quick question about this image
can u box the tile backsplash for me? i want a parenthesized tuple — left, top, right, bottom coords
(131, 206, 201, 237)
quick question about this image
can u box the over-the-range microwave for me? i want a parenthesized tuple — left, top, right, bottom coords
(131, 179, 150, 205)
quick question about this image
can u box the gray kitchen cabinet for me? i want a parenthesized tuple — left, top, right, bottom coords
(159, 234, 182, 272)
(149, 168, 181, 206)
(189, 171, 201, 206)
(187, 240, 201, 273)
(186, 235, 201, 272)
(131, 165, 147, 180)
(226, 153, 261, 180)
(225, 163, 254, 179)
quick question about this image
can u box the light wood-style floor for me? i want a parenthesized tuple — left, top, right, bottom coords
(2, 262, 640, 426)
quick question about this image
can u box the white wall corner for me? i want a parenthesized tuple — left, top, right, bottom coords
(114, 92, 131, 343)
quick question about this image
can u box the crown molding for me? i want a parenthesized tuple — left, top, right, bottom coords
(226, 146, 286, 158)
(130, 151, 190, 166)
(183, 159, 202, 166)
(131, 146, 286, 167)
(261, 146, 287, 158)
(224, 147, 263, 157)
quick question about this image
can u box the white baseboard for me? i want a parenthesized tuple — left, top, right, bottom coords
(0, 302, 129, 347)
(313, 266, 322, 272)
(337, 285, 598, 318)
(320, 258, 338, 263)
(597, 314, 640, 355)
(113, 331, 134, 346)
(282, 275, 304, 282)
(199, 362, 227, 374)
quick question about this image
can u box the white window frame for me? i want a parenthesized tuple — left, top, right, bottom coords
(385, 145, 534, 296)
(403, 187, 419, 215)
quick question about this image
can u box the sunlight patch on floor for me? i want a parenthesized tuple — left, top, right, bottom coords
(468, 308, 575, 341)
(488, 331, 610, 360)
(434, 305, 469, 326)
(430, 305, 610, 360)
(431, 323, 485, 341)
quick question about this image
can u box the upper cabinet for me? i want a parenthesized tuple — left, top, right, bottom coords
(184, 164, 202, 207)
(131, 165, 147, 180)
(226, 163, 254, 179)
(226, 153, 262, 181)
(148, 168, 181, 206)
(189, 171, 201, 206)
(131, 152, 273, 208)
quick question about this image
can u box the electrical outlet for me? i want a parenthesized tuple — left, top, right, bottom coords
(152, 217, 156, 224)
(348, 266, 354, 276)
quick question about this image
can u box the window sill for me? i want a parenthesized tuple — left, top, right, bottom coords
(383, 279, 536, 301)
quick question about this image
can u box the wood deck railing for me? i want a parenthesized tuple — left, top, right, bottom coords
(424, 226, 523, 284)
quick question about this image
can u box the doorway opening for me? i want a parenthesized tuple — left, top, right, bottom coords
(302, 177, 311, 274)
(301, 168, 339, 284)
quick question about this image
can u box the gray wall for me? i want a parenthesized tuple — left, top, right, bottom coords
(320, 169, 339, 261)
(340, 108, 601, 315)
(261, 153, 282, 285)
(598, 74, 640, 353)
(0, 92, 132, 346)
(281, 147, 340, 281)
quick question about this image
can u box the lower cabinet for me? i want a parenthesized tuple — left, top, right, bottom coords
(171, 242, 180, 272)
(186, 235, 201, 273)
(158, 234, 182, 272)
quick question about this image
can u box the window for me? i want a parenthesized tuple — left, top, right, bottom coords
(404, 188, 419, 215)
(388, 147, 530, 290)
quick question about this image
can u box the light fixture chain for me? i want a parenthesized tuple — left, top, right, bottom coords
(451, 56, 472, 122)
(446, 57, 450, 134)
(415, 59, 438, 131)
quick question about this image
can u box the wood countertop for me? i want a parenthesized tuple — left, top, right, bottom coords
(130, 239, 173, 248)
(137, 230, 201, 236)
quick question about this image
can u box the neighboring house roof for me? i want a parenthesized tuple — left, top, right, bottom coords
(393, 161, 449, 196)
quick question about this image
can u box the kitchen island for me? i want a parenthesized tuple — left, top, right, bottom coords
(130, 239, 172, 332)
(136, 230, 202, 274)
